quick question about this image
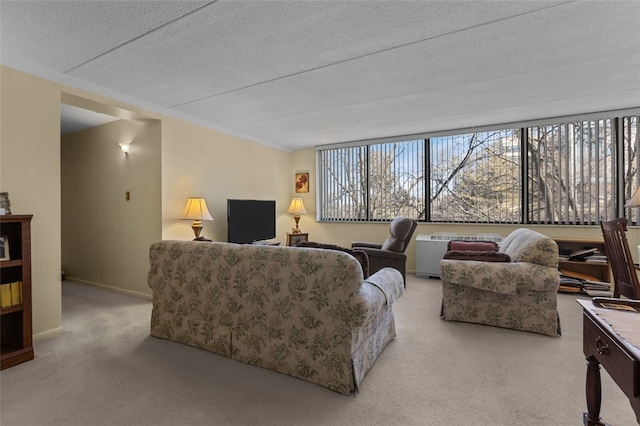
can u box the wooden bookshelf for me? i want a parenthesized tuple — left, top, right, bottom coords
(554, 237, 610, 287)
(1, 215, 34, 370)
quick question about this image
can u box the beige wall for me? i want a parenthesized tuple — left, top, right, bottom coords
(0, 66, 63, 338)
(290, 147, 640, 272)
(159, 118, 291, 243)
(61, 120, 161, 298)
(3, 64, 638, 339)
(1, 66, 292, 339)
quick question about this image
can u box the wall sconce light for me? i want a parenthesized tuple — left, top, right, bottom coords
(119, 143, 131, 156)
(181, 197, 214, 241)
(287, 198, 307, 234)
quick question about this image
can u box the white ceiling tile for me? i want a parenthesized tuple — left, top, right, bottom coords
(2, 0, 638, 150)
(0, 1, 210, 71)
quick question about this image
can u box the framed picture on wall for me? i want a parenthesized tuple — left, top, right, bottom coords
(295, 172, 309, 193)
(0, 192, 11, 215)
(0, 235, 10, 261)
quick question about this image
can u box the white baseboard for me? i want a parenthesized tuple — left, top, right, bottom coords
(34, 326, 63, 342)
(65, 277, 152, 301)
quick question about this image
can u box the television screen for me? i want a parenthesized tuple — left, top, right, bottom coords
(227, 199, 276, 244)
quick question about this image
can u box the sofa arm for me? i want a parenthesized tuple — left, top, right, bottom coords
(440, 259, 560, 294)
(350, 268, 404, 328)
(352, 241, 383, 250)
(364, 267, 404, 305)
(353, 247, 406, 260)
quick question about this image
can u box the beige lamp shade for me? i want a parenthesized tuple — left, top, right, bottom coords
(287, 198, 307, 215)
(182, 197, 214, 220)
(624, 186, 640, 208)
(287, 198, 307, 234)
(181, 197, 213, 239)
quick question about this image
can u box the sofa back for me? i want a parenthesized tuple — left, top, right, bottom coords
(148, 240, 404, 395)
(500, 228, 559, 268)
(148, 240, 369, 330)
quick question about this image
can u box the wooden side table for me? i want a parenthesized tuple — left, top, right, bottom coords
(286, 232, 308, 246)
(577, 299, 640, 425)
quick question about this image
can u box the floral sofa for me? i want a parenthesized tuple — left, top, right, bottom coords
(147, 240, 405, 394)
(439, 228, 561, 337)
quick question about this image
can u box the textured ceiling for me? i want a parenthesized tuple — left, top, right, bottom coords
(2, 1, 639, 151)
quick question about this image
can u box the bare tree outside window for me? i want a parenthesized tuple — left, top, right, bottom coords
(318, 146, 367, 221)
(527, 117, 639, 225)
(317, 113, 640, 225)
(319, 141, 424, 221)
(624, 116, 639, 225)
(430, 130, 520, 223)
(368, 141, 425, 220)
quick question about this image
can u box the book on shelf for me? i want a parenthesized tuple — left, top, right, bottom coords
(582, 280, 611, 291)
(585, 254, 608, 263)
(10, 281, 22, 305)
(567, 247, 599, 261)
(584, 288, 613, 297)
(0, 282, 23, 307)
(559, 269, 599, 281)
(558, 272, 612, 295)
(559, 274, 584, 286)
(559, 285, 583, 293)
(559, 273, 584, 292)
(0, 283, 11, 308)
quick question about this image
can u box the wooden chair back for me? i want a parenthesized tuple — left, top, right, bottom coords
(600, 218, 640, 299)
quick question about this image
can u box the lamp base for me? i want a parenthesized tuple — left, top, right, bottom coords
(192, 220, 203, 239)
(292, 214, 301, 234)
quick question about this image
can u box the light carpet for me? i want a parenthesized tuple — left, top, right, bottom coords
(0, 276, 636, 426)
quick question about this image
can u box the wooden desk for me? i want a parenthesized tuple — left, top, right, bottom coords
(577, 299, 640, 425)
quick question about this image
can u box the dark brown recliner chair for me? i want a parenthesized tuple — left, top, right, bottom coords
(351, 216, 418, 286)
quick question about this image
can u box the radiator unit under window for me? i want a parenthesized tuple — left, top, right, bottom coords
(415, 233, 503, 279)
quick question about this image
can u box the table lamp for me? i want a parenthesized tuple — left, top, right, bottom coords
(287, 198, 307, 234)
(624, 186, 640, 261)
(181, 197, 214, 240)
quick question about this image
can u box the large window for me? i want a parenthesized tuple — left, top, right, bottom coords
(318, 141, 424, 221)
(528, 120, 614, 224)
(317, 112, 640, 225)
(430, 130, 520, 223)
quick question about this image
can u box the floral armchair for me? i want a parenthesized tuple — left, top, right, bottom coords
(439, 228, 561, 337)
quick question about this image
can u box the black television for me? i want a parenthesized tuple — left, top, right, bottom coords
(227, 199, 276, 244)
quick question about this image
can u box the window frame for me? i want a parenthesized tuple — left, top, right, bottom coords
(316, 108, 640, 226)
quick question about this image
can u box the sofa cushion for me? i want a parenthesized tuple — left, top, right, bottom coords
(447, 240, 498, 252)
(443, 250, 511, 263)
(295, 241, 369, 278)
(499, 228, 558, 267)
